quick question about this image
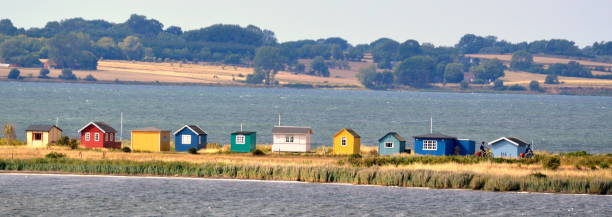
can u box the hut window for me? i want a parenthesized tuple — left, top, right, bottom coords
(285, 136, 294, 143)
(105, 134, 109, 141)
(341, 137, 347, 146)
(182, 135, 191, 144)
(423, 140, 437, 150)
(85, 132, 90, 141)
(33, 133, 42, 141)
(94, 133, 100, 141)
(385, 142, 393, 148)
(236, 135, 245, 144)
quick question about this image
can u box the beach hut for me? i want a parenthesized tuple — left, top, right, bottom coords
(272, 126, 313, 152)
(489, 137, 529, 158)
(173, 125, 207, 152)
(333, 128, 361, 155)
(78, 121, 121, 149)
(25, 125, 62, 147)
(130, 127, 171, 152)
(230, 131, 256, 153)
(413, 133, 475, 156)
(378, 132, 407, 155)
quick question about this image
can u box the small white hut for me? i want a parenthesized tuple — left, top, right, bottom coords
(271, 126, 313, 152)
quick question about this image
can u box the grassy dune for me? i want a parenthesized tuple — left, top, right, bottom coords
(0, 146, 610, 194)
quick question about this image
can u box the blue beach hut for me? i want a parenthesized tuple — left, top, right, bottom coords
(488, 137, 529, 158)
(378, 132, 407, 155)
(173, 125, 207, 152)
(413, 133, 476, 156)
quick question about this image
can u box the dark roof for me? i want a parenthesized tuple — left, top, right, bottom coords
(25, 125, 62, 132)
(93, 122, 116, 133)
(272, 126, 313, 134)
(173, 125, 207, 135)
(133, 127, 168, 132)
(378, 132, 406, 142)
(335, 128, 360, 138)
(507, 137, 528, 146)
(413, 133, 457, 140)
(232, 131, 256, 135)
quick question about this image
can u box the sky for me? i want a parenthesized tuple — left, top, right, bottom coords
(2, 0, 612, 47)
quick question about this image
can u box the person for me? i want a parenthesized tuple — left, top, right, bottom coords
(479, 141, 486, 153)
(524, 144, 534, 158)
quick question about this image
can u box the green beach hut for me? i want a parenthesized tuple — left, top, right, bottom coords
(231, 131, 256, 153)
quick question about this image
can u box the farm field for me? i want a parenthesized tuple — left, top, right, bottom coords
(0, 60, 362, 87)
(466, 54, 612, 68)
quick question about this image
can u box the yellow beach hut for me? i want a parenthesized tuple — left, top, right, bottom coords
(130, 127, 171, 152)
(25, 125, 62, 147)
(333, 128, 361, 155)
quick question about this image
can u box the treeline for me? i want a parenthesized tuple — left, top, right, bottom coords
(1, 15, 612, 87)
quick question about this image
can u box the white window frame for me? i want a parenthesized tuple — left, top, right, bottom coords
(94, 133, 100, 141)
(236, 135, 246, 144)
(384, 142, 394, 148)
(285, 136, 294, 143)
(423, 140, 437, 150)
(341, 137, 347, 146)
(182, 134, 191, 144)
(85, 132, 90, 141)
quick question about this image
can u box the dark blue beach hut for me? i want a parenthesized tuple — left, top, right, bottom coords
(413, 133, 475, 156)
(378, 132, 407, 155)
(173, 125, 207, 152)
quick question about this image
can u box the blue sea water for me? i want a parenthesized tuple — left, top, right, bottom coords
(0, 81, 611, 153)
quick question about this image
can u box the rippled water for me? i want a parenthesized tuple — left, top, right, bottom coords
(0, 81, 611, 153)
(0, 174, 609, 216)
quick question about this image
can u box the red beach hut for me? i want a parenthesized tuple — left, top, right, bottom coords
(78, 121, 121, 149)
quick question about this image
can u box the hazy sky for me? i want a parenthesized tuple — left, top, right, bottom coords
(3, 0, 611, 47)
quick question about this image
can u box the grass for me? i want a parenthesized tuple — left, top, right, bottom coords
(0, 158, 609, 195)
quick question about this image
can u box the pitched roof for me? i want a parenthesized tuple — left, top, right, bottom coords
(78, 121, 116, 133)
(173, 125, 207, 135)
(413, 133, 457, 140)
(232, 131, 256, 135)
(334, 128, 360, 138)
(379, 132, 406, 142)
(25, 125, 62, 132)
(132, 127, 168, 132)
(488, 137, 529, 147)
(272, 126, 313, 134)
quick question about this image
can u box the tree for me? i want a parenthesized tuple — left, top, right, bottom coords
(119, 35, 144, 60)
(310, 56, 329, 77)
(125, 14, 163, 36)
(493, 79, 505, 90)
(94, 37, 124, 60)
(443, 63, 464, 83)
(2, 124, 16, 142)
(510, 50, 533, 70)
(393, 56, 434, 87)
(471, 58, 505, 81)
(38, 68, 50, 78)
(0, 19, 20, 35)
(398, 39, 422, 60)
(252, 46, 285, 85)
(47, 33, 97, 69)
(357, 64, 393, 89)
(529, 80, 542, 91)
(545, 74, 560, 84)
(7, 68, 20, 79)
(165, 26, 183, 35)
(58, 68, 77, 80)
(246, 69, 265, 84)
(84, 74, 97, 81)
(0, 36, 44, 67)
(370, 38, 399, 69)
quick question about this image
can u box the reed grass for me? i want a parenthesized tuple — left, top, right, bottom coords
(0, 158, 609, 195)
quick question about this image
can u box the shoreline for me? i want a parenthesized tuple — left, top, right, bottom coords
(1, 171, 608, 197)
(2, 78, 612, 97)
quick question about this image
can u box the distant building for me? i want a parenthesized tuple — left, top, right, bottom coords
(173, 125, 207, 152)
(489, 137, 529, 158)
(131, 127, 171, 152)
(413, 133, 475, 156)
(78, 122, 121, 149)
(25, 125, 62, 147)
(38, 59, 56, 69)
(230, 131, 256, 153)
(378, 132, 407, 155)
(272, 126, 313, 152)
(333, 128, 361, 155)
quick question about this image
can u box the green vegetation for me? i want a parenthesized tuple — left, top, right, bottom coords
(471, 59, 505, 82)
(310, 56, 329, 77)
(122, 147, 131, 153)
(545, 74, 560, 84)
(83, 74, 97, 81)
(44, 152, 66, 159)
(55, 136, 79, 149)
(357, 64, 393, 89)
(529, 80, 542, 92)
(510, 50, 533, 71)
(38, 68, 50, 78)
(7, 68, 20, 79)
(443, 63, 464, 83)
(543, 156, 561, 170)
(0, 158, 609, 195)
(187, 147, 198, 154)
(342, 155, 541, 167)
(252, 149, 265, 156)
(58, 69, 77, 80)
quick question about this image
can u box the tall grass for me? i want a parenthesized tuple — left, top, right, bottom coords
(0, 158, 609, 195)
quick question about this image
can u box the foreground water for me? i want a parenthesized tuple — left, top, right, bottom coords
(0, 174, 609, 216)
(1, 81, 611, 153)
